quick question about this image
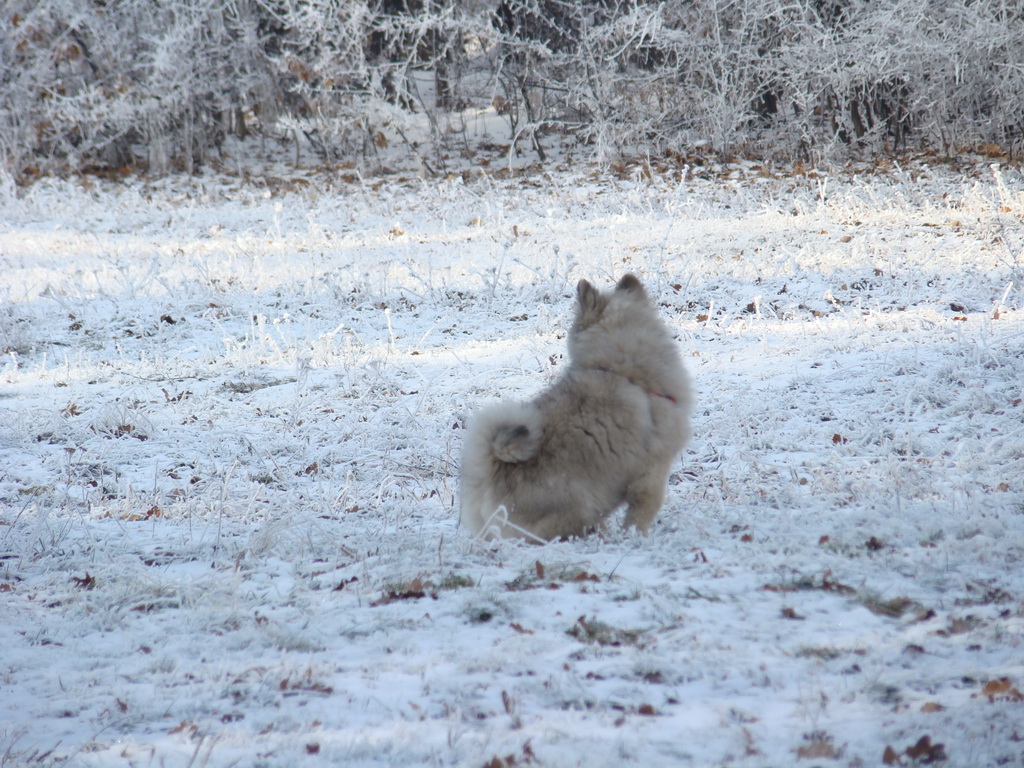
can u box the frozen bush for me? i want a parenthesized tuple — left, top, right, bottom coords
(1, 0, 1021, 176)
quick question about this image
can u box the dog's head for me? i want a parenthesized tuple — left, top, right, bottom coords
(573, 274, 648, 332)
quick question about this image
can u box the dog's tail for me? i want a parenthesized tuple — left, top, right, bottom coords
(468, 402, 543, 464)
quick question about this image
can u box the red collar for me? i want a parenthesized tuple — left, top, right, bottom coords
(647, 389, 677, 405)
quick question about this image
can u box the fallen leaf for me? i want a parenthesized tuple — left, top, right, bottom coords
(820, 571, 856, 595)
(371, 578, 433, 606)
(72, 573, 96, 590)
(905, 735, 945, 763)
(982, 678, 1024, 703)
(333, 576, 358, 592)
(882, 745, 901, 765)
(797, 732, 838, 759)
(168, 720, 198, 735)
(921, 702, 945, 713)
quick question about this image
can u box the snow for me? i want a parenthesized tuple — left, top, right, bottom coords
(1, 158, 1023, 767)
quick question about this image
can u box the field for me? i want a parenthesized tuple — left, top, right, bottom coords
(2, 157, 1023, 767)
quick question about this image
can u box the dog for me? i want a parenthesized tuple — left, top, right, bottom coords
(459, 274, 691, 541)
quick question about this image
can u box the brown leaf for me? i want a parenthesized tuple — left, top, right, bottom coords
(882, 745, 901, 765)
(832, 433, 848, 445)
(905, 735, 945, 763)
(534, 560, 545, 579)
(797, 732, 837, 759)
(921, 702, 945, 713)
(637, 704, 656, 716)
(509, 623, 534, 635)
(333, 576, 358, 592)
(371, 578, 432, 606)
(820, 571, 856, 595)
(72, 573, 96, 590)
(982, 678, 1024, 703)
(781, 607, 805, 620)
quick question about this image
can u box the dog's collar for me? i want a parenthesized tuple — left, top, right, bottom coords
(647, 389, 677, 405)
(592, 367, 678, 405)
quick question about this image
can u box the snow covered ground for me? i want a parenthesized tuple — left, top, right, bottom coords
(1, 157, 1023, 767)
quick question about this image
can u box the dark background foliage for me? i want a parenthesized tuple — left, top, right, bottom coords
(3, 0, 1021, 176)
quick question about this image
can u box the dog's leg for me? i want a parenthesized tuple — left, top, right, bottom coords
(623, 463, 671, 534)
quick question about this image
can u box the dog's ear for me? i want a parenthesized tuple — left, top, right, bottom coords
(575, 279, 603, 325)
(576, 279, 598, 309)
(616, 274, 643, 293)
